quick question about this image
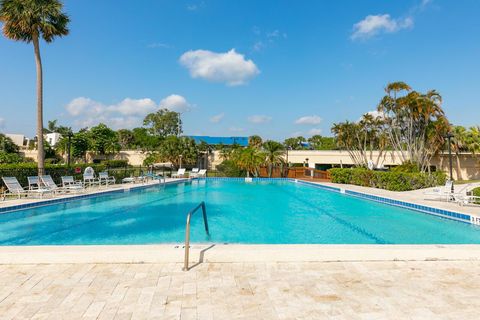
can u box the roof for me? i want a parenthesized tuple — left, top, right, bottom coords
(189, 136, 249, 146)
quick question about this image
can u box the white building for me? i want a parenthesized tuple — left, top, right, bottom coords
(45, 132, 62, 146)
(4, 133, 28, 148)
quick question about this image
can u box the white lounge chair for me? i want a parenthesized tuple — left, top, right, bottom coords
(99, 171, 116, 186)
(172, 168, 186, 178)
(190, 168, 199, 176)
(61, 176, 85, 193)
(27, 176, 54, 198)
(2, 177, 51, 199)
(83, 167, 100, 188)
(190, 169, 207, 178)
(423, 180, 454, 202)
(40, 175, 64, 194)
(453, 184, 480, 206)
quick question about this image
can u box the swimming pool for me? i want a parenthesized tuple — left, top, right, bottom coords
(1, 179, 479, 245)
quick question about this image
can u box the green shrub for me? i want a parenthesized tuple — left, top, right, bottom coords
(101, 159, 129, 168)
(473, 187, 480, 204)
(216, 160, 245, 177)
(328, 167, 446, 191)
(0, 152, 23, 164)
(391, 161, 420, 173)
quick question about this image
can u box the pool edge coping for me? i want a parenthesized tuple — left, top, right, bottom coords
(1, 244, 480, 264)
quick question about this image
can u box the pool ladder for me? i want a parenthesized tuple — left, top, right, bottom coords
(183, 201, 209, 271)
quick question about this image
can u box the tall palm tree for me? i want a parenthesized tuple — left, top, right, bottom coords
(0, 0, 69, 175)
(262, 140, 285, 177)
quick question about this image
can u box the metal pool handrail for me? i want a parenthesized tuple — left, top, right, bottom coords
(183, 201, 209, 271)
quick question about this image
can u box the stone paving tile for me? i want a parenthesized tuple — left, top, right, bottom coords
(0, 261, 480, 319)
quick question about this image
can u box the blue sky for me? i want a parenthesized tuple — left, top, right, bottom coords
(1, 0, 479, 140)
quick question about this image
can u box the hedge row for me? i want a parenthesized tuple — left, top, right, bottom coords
(328, 168, 446, 191)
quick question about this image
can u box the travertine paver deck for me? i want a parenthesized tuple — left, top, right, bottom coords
(1, 260, 479, 319)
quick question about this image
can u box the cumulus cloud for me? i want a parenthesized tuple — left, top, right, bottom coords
(210, 113, 225, 123)
(295, 115, 322, 125)
(65, 95, 191, 129)
(179, 49, 260, 86)
(0, 117, 5, 129)
(308, 128, 322, 135)
(159, 94, 191, 113)
(248, 115, 271, 124)
(351, 14, 413, 40)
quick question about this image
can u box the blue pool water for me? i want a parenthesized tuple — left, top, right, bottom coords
(0, 179, 479, 245)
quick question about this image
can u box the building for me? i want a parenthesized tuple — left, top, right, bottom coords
(45, 132, 62, 147)
(189, 136, 248, 147)
(4, 133, 28, 149)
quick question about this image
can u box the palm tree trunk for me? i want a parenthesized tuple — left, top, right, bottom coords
(33, 35, 45, 176)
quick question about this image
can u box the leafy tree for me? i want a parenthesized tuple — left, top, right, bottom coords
(156, 136, 198, 169)
(132, 127, 161, 151)
(0, 0, 69, 175)
(377, 82, 449, 171)
(284, 136, 306, 150)
(262, 140, 285, 177)
(143, 109, 182, 137)
(117, 129, 135, 149)
(71, 132, 89, 161)
(0, 133, 19, 153)
(308, 135, 336, 150)
(248, 135, 263, 149)
(88, 124, 119, 155)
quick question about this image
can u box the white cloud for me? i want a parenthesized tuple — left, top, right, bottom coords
(159, 94, 191, 113)
(0, 117, 5, 129)
(229, 126, 245, 132)
(210, 113, 225, 123)
(65, 95, 191, 129)
(248, 115, 271, 124)
(295, 115, 322, 125)
(351, 14, 413, 40)
(179, 49, 260, 86)
(308, 128, 322, 135)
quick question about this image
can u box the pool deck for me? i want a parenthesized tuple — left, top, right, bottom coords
(0, 246, 480, 319)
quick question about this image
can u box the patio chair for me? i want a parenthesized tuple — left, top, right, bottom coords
(423, 180, 454, 202)
(453, 183, 480, 206)
(99, 171, 116, 186)
(190, 168, 199, 176)
(61, 176, 85, 193)
(190, 169, 207, 178)
(172, 168, 186, 178)
(83, 167, 100, 188)
(27, 176, 54, 198)
(3, 177, 52, 199)
(40, 175, 64, 194)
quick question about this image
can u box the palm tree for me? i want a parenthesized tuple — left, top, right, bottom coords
(236, 147, 263, 177)
(262, 140, 285, 177)
(248, 135, 263, 149)
(0, 0, 69, 175)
